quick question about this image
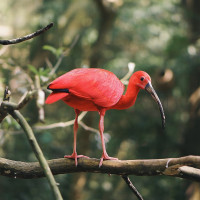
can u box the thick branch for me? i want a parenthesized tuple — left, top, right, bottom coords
(0, 23, 53, 45)
(1, 155, 200, 181)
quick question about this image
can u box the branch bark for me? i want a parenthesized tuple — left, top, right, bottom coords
(0, 23, 53, 45)
(0, 88, 63, 200)
(9, 110, 63, 200)
(1, 155, 200, 181)
(122, 175, 144, 200)
(0, 90, 37, 122)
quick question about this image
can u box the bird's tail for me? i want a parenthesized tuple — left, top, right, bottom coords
(45, 92, 69, 104)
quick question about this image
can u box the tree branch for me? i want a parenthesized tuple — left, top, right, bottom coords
(1, 155, 200, 181)
(0, 23, 53, 45)
(34, 111, 87, 131)
(178, 166, 200, 180)
(8, 110, 63, 200)
(0, 87, 11, 122)
(0, 90, 37, 123)
(2, 90, 37, 110)
(122, 175, 144, 200)
(0, 88, 63, 200)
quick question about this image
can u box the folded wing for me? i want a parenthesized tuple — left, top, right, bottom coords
(45, 92, 69, 104)
(46, 68, 124, 108)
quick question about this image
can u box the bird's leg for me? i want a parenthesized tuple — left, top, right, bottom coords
(99, 109, 118, 167)
(64, 109, 88, 166)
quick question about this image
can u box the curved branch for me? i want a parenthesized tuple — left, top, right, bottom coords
(9, 110, 63, 200)
(1, 87, 63, 199)
(0, 90, 37, 123)
(1, 155, 200, 181)
(0, 22, 53, 45)
(34, 111, 87, 131)
(120, 62, 135, 84)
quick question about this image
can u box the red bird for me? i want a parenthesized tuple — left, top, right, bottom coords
(46, 68, 165, 167)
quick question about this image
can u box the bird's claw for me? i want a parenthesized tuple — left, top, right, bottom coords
(64, 153, 89, 166)
(99, 155, 118, 168)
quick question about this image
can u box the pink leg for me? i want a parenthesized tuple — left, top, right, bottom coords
(99, 109, 118, 167)
(64, 109, 89, 166)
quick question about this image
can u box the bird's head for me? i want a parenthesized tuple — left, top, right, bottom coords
(133, 71, 165, 128)
(133, 71, 151, 89)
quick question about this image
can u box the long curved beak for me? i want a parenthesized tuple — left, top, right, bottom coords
(145, 82, 165, 129)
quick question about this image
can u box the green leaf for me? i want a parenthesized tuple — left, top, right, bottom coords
(27, 64, 39, 75)
(38, 67, 50, 76)
(43, 45, 63, 58)
(43, 45, 57, 55)
(55, 47, 64, 58)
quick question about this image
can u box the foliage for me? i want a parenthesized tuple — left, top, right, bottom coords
(0, 0, 200, 200)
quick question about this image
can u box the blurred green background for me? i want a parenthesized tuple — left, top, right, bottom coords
(0, 0, 200, 199)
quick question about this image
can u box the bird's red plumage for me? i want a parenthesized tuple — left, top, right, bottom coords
(46, 68, 124, 109)
(45, 68, 165, 166)
(45, 92, 69, 104)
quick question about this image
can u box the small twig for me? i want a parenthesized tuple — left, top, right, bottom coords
(122, 175, 144, 200)
(0, 22, 54, 45)
(69, 35, 80, 50)
(121, 62, 135, 85)
(49, 53, 65, 76)
(35, 75, 45, 122)
(9, 110, 63, 200)
(1, 90, 37, 111)
(1, 112, 99, 136)
(45, 57, 54, 69)
(34, 111, 87, 131)
(0, 87, 11, 122)
(0, 129, 6, 145)
(79, 121, 100, 134)
(3, 86, 11, 101)
(49, 35, 80, 77)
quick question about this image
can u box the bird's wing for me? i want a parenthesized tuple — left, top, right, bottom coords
(45, 92, 69, 104)
(48, 68, 124, 107)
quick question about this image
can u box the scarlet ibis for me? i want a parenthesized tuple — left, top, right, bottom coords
(46, 68, 165, 167)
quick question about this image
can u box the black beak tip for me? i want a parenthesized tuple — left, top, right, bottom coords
(162, 121, 165, 129)
(145, 82, 166, 130)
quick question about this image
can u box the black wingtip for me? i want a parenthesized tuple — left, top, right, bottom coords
(47, 85, 51, 90)
(46, 86, 69, 93)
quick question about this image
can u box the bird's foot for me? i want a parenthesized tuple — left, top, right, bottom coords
(99, 154, 118, 168)
(64, 152, 89, 166)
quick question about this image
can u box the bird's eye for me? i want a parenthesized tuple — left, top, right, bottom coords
(140, 77, 144, 81)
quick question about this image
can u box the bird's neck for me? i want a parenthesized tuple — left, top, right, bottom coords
(111, 82, 140, 110)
